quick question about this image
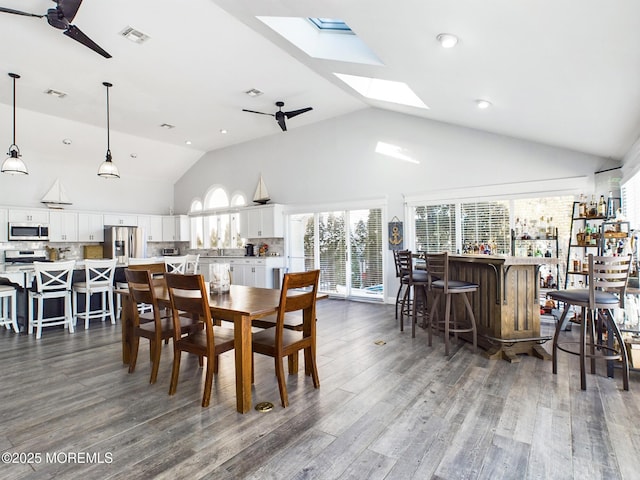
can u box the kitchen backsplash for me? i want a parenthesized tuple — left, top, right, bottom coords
(187, 237, 284, 257)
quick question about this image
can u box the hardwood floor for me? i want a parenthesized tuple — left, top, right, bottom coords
(1, 299, 639, 479)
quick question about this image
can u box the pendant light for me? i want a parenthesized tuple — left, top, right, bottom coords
(1, 73, 28, 175)
(97, 81, 120, 178)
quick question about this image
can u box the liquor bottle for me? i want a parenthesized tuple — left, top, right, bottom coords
(578, 194, 587, 217)
(589, 195, 597, 217)
(607, 191, 615, 218)
(597, 195, 606, 217)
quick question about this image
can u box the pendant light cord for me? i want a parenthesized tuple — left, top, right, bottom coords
(105, 82, 111, 155)
(12, 75, 16, 146)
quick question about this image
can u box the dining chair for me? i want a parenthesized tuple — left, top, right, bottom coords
(251, 269, 321, 407)
(124, 268, 198, 384)
(185, 254, 200, 274)
(165, 273, 235, 407)
(548, 254, 631, 390)
(0, 284, 19, 333)
(28, 260, 76, 339)
(117, 261, 167, 317)
(164, 255, 188, 274)
(396, 250, 429, 337)
(72, 258, 117, 329)
(425, 251, 478, 356)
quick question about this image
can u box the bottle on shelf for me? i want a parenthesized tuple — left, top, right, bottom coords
(597, 194, 606, 217)
(579, 194, 587, 217)
(607, 191, 615, 218)
(588, 195, 597, 217)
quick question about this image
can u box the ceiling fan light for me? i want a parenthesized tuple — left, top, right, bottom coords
(437, 33, 458, 48)
(1, 147, 28, 175)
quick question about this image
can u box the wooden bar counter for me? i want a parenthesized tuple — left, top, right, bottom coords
(431, 254, 559, 362)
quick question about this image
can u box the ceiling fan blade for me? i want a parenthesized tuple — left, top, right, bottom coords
(275, 111, 287, 131)
(63, 25, 111, 58)
(284, 107, 313, 119)
(242, 109, 275, 117)
(57, 0, 83, 22)
(0, 7, 44, 18)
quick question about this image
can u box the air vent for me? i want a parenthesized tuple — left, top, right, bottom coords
(160, 123, 175, 129)
(120, 26, 151, 44)
(44, 89, 67, 98)
(245, 88, 263, 97)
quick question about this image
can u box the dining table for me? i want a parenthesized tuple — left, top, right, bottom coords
(116, 281, 323, 414)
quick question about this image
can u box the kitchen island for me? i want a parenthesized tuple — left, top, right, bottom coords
(427, 254, 560, 362)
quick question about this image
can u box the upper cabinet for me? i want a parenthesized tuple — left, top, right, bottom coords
(78, 213, 104, 242)
(240, 204, 284, 238)
(162, 215, 189, 242)
(103, 214, 138, 226)
(8, 208, 49, 224)
(137, 215, 163, 242)
(49, 211, 78, 242)
(0, 208, 7, 242)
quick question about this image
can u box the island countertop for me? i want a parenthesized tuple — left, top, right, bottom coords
(447, 254, 560, 267)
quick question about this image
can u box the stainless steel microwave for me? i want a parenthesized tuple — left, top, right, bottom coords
(8, 223, 50, 241)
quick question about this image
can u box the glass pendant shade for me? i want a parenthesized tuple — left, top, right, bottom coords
(98, 81, 120, 178)
(2, 73, 28, 175)
(1, 146, 28, 175)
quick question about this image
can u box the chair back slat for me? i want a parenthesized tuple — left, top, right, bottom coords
(165, 273, 211, 341)
(124, 268, 162, 325)
(275, 270, 320, 340)
(33, 260, 76, 292)
(85, 258, 117, 286)
(164, 255, 188, 274)
(185, 254, 200, 274)
(589, 254, 631, 308)
(425, 252, 448, 291)
(395, 250, 414, 279)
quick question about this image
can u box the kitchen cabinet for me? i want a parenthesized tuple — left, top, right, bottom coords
(8, 208, 49, 224)
(0, 208, 7, 242)
(137, 215, 163, 242)
(199, 256, 283, 288)
(240, 204, 284, 239)
(78, 213, 104, 242)
(49, 211, 78, 242)
(104, 214, 137, 226)
(162, 215, 189, 242)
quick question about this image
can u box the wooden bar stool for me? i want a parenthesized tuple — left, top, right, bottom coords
(548, 254, 631, 391)
(0, 285, 19, 333)
(426, 251, 478, 356)
(396, 250, 429, 338)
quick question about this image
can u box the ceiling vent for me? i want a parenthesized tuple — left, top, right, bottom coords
(44, 89, 67, 99)
(245, 88, 263, 97)
(120, 26, 151, 44)
(160, 123, 175, 129)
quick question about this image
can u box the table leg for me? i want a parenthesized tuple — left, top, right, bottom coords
(234, 314, 253, 413)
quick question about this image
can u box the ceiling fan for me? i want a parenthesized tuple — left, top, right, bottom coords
(0, 0, 111, 58)
(243, 101, 313, 131)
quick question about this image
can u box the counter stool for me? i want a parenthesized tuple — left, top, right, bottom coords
(548, 254, 631, 391)
(0, 285, 19, 333)
(393, 249, 408, 320)
(73, 259, 117, 329)
(396, 250, 429, 337)
(28, 260, 76, 339)
(426, 251, 478, 356)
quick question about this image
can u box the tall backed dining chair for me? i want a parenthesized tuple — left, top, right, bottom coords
(124, 268, 198, 384)
(0, 285, 19, 333)
(426, 252, 478, 356)
(117, 261, 167, 317)
(72, 258, 117, 329)
(396, 250, 429, 337)
(548, 254, 631, 391)
(28, 260, 76, 339)
(164, 255, 188, 274)
(251, 269, 321, 407)
(165, 273, 235, 407)
(185, 254, 200, 274)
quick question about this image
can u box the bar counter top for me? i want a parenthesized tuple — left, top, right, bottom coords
(447, 254, 560, 266)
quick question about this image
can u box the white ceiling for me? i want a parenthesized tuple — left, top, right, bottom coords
(1, 0, 640, 181)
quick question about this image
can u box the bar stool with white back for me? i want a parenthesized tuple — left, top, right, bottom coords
(164, 255, 188, 274)
(185, 254, 200, 274)
(72, 258, 117, 329)
(0, 284, 19, 333)
(28, 260, 76, 339)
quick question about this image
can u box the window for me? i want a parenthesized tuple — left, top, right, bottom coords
(461, 201, 510, 254)
(204, 187, 228, 210)
(190, 187, 244, 249)
(415, 204, 457, 253)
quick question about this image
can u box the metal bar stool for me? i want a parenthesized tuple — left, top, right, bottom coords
(396, 250, 429, 337)
(0, 285, 19, 333)
(548, 254, 631, 391)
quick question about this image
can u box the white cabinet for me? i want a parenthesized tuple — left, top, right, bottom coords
(162, 215, 189, 242)
(8, 208, 49, 224)
(137, 215, 163, 242)
(49, 211, 78, 242)
(78, 213, 104, 242)
(0, 208, 7, 242)
(104, 214, 138, 226)
(240, 204, 284, 239)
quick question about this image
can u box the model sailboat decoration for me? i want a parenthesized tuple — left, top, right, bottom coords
(41, 179, 72, 209)
(253, 175, 270, 204)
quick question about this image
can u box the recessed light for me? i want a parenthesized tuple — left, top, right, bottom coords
(436, 33, 458, 48)
(120, 26, 151, 44)
(160, 123, 175, 129)
(185, 140, 192, 145)
(45, 89, 67, 98)
(62, 138, 72, 145)
(475, 99, 492, 109)
(219, 129, 228, 134)
(245, 89, 263, 97)
(130, 153, 138, 158)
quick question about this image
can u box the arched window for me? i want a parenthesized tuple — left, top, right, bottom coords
(231, 193, 246, 207)
(204, 187, 229, 209)
(190, 199, 203, 213)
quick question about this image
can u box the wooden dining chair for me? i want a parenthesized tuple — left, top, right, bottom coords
(251, 269, 321, 407)
(124, 268, 198, 384)
(165, 273, 235, 407)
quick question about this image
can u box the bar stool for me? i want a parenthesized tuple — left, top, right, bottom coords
(426, 251, 478, 356)
(392, 249, 407, 320)
(73, 259, 117, 329)
(548, 254, 631, 391)
(396, 250, 429, 337)
(0, 285, 19, 333)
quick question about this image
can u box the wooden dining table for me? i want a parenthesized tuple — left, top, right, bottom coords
(116, 282, 319, 414)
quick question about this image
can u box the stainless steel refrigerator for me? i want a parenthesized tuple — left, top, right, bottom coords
(103, 226, 146, 264)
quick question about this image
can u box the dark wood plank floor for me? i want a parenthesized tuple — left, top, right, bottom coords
(1, 300, 639, 479)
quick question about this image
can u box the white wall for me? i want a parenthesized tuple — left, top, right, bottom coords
(174, 107, 611, 301)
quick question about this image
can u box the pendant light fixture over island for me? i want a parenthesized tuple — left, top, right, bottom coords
(1, 73, 28, 175)
(97, 81, 120, 179)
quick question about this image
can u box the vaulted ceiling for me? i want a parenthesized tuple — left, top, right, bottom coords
(1, 0, 639, 181)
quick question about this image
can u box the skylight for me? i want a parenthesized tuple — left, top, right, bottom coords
(334, 73, 429, 109)
(308, 18, 353, 33)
